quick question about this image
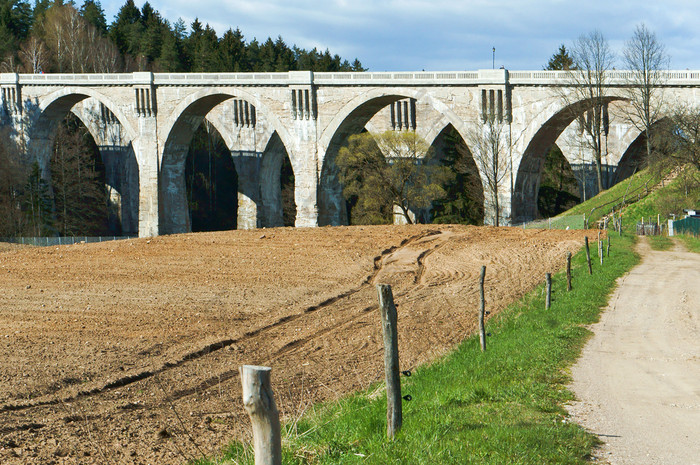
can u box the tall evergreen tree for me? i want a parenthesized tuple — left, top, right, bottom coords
(219, 27, 246, 71)
(79, 0, 106, 35)
(545, 44, 575, 71)
(108, 0, 141, 57)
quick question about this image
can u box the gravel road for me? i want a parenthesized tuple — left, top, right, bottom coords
(568, 238, 700, 465)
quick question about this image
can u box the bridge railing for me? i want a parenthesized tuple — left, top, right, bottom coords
(6, 69, 700, 87)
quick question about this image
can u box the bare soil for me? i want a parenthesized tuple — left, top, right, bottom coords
(567, 238, 700, 465)
(0, 225, 593, 464)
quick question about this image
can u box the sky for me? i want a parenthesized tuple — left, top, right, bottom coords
(100, 0, 700, 71)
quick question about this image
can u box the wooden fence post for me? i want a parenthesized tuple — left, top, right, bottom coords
(585, 237, 592, 275)
(479, 266, 487, 352)
(376, 284, 402, 438)
(599, 240, 604, 266)
(545, 273, 552, 309)
(240, 365, 282, 465)
(566, 252, 572, 291)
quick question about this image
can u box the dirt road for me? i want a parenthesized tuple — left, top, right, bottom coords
(568, 238, 700, 465)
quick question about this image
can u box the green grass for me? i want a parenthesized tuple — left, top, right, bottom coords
(647, 235, 674, 251)
(557, 169, 658, 226)
(197, 234, 640, 465)
(676, 234, 700, 253)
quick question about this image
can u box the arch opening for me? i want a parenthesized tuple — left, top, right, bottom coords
(612, 118, 670, 185)
(513, 96, 622, 223)
(429, 124, 485, 225)
(537, 143, 580, 218)
(319, 95, 424, 226)
(185, 121, 238, 232)
(24, 94, 138, 236)
(161, 93, 296, 234)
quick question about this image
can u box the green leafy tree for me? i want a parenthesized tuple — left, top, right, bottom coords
(155, 26, 181, 71)
(108, 0, 141, 57)
(337, 130, 452, 224)
(0, 0, 33, 60)
(219, 27, 246, 71)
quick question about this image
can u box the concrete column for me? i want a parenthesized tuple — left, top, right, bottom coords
(293, 158, 318, 227)
(133, 125, 160, 237)
(232, 153, 262, 229)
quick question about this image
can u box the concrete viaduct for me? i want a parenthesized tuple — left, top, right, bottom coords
(2, 68, 699, 237)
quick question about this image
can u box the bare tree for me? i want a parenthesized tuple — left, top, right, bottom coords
(560, 30, 615, 193)
(622, 23, 670, 162)
(652, 104, 700, 172)
(0, 55, 19, 73)
(467, 114, 511, 226)
(19, 37, 50, 73)
(91, 32, 123, 72)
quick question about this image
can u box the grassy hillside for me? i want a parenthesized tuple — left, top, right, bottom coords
(557, 169, 659, 226)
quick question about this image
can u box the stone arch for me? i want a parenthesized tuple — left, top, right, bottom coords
(159, 89, 294, 234)
(27, 89, 138, 235)
(512, 95, 625, 223)
(613, 118, 670, 184)
(317, 89, 470, 226)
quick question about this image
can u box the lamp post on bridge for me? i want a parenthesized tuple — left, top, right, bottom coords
(492, 47, 495, 69)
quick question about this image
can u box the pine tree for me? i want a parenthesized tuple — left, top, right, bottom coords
(23, 161, 53, 236)
(79, 0, 106, 35)
(108, 0, 141, 57)
(545, 44, 575, 70)
(219, 27, 246, 71)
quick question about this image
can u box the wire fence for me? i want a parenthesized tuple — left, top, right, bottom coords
(636, 222, 665, 236)
(0, 236, 136, 247)
(521, 214, 586, 230)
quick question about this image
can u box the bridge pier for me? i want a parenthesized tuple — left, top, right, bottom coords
(232, 153, 262, 229)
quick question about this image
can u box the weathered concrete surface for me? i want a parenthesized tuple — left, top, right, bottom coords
(568, 238, 700, 465)
(3, 69, 700, 235)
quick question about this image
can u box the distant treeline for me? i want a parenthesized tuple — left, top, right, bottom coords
(0, 0, 365, 73)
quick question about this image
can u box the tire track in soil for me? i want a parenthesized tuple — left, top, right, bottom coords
(0, 229, 442, 416)
(157, 231, 450, 404)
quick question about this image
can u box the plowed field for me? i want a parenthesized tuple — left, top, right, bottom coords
(0, 225, 594, 464)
